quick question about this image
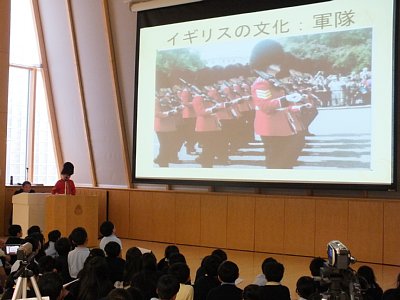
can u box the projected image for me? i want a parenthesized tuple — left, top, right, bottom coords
(153, 28, 372, 169)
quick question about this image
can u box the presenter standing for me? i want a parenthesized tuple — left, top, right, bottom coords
(51, 162, 76, 195)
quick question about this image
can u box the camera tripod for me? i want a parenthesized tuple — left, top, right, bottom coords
(11, 261, 43, 300)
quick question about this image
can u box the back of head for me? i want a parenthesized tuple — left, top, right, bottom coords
(168, 262, 190, 284)
(383, 288, 400, 300)
(27, 225, 41, 236)
(296, 276, 316, 299)
(142, 252, 157, 271)
(211, 249, 227, 262)
(89, 247, 106, 258)
(69, 226, 87, 246)
(310, 257, 326, 277)
(38, 255, 56, 274)
(55, 237, 71, 256)
(107, 288, 133, 300)
(38, 272, 63, 300)
(261, 257, 277, 274)
(157, 274, 180, 300)
(263, 261, 284, 282)
(164, 245, 180, 259)
(218, 260, 239, 283)
(48, 229, 61, 242)
(243, 284, 261, 300)
(168, 252, 186, 266)
(100, 221, 115, 237)
(105, 241, 121, 258)
(8, 224, 22, 237)
(357, 265, 376, 286)
(202, 255, 221, 277)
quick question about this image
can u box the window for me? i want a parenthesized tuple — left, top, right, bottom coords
(6, 0, 57, 185)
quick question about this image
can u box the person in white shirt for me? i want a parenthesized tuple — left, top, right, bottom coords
(67, 227, 90, 278)
(99, 221, 122, 251)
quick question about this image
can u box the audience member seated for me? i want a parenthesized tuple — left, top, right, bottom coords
(67, 227, 90, 279)
(157, 245, 180, 273)
(194, 255, 221, 300)
(38, 271, 64, 300)
(131, 252, 162, 300)
(382, 273, 400, 300)
(38, 255, 56, 275)
(72, 256, 114, 300)
(27, 225, 42, 236)
(296, 276, 316, 300)
(309, 257, 329, 294)
(258, 261, 290, 300)
(253, 257, 277, 286)
(151, 274, 180, 300)
(13, 181, 35, 195)
(206, 260, 242, 300)
(105, 241, 126, 284)
(168, 262, 193, 300)
(99, 221, 122, 251)
(126, 287, 145, 300)
(120, 247, 143, 288)
(107, 288, 134, 300)
(54, 237, 73, 284)
(356, 265, 383, 300)
(29, 231, 46, 261)
(4, 224, 24, 272)
(44, 230, 62, 258)
(243, 284, 261, 300)
(194, 249, 227, 284)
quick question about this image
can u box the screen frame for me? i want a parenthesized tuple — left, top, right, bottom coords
(132, 0, 399, 191)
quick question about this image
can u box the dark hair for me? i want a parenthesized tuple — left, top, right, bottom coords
(100, 221, 115, 237)
(24, 235, 40, 253)
(27, 225, 41, 236)
(218, 261, 239, 283)
(48, 229, 61, 242)
(261, 257, 277, 274)
(126, 287, 144, 300)
(38, 255, 56, 274)
(123, 247, 143, 285)
(55, 237, 71, 256)
(243, 284, 261, 300)
(8, 224, 22, 236)
(296, 276, 316, 298)
(164, 245, 179, 259)
(211, 249, 227, 262)
(263, 261, 285, 282)
(22, 181, 31, 187)
(107, 288, 133, 300)
(383, 288, 400, 300)
(168, 262, 190, 284)
(357, 265, 378, 287)
(105, 241, 121, 258)
(310, 257, 326, 277)
(89, 247, 105, 258)
(69, 227, 87, 246)
(202, 255, 221, 277)
(38, 272, 63, 300)
(142, 252, 157, 271)
(168, 252, 186, 266)
(156, 275, 180, 300)
(77, 256, 114, 300)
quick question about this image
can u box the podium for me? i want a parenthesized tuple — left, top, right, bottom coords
(45, 195, 99, 247)
(12, 193, 49, 236)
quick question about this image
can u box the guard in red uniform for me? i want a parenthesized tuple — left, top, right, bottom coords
(250, 39, 314, 169)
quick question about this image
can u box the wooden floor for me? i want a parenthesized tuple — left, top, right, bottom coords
(121, 239, 400, 298)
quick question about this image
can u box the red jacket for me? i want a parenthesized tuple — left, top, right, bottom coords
(192, 94, 221, 132)
(51, 179, 76, 195)
(251, 77, 304, 136)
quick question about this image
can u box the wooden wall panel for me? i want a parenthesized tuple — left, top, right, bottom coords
(200, 194, 227, 248)
(254, 196, 285, 253)
(107, 189, 130, 238)
(383, 201, 400, 265)
(76, 188, 107, 230)
(175, 193, 201, 245)
(314, 198, 349, 257)
(348, 199, 383, 263)
(129, 191, 153, 240)
(284, 197, 315, 256)
(227, 195, 255, 251)
(151, 192, 175, 243)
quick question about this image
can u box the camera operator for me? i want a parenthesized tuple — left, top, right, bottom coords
(2, 236, 41, 299)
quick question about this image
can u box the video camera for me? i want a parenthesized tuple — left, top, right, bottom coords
(16, 242, 34, 262)
(320, 241, 363, 300)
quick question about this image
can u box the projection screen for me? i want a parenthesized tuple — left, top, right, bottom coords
(133, 0, 398, 189)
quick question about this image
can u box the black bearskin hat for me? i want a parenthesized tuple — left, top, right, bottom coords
(249, 39, 285, 71)
(61, 162, 74, 176)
